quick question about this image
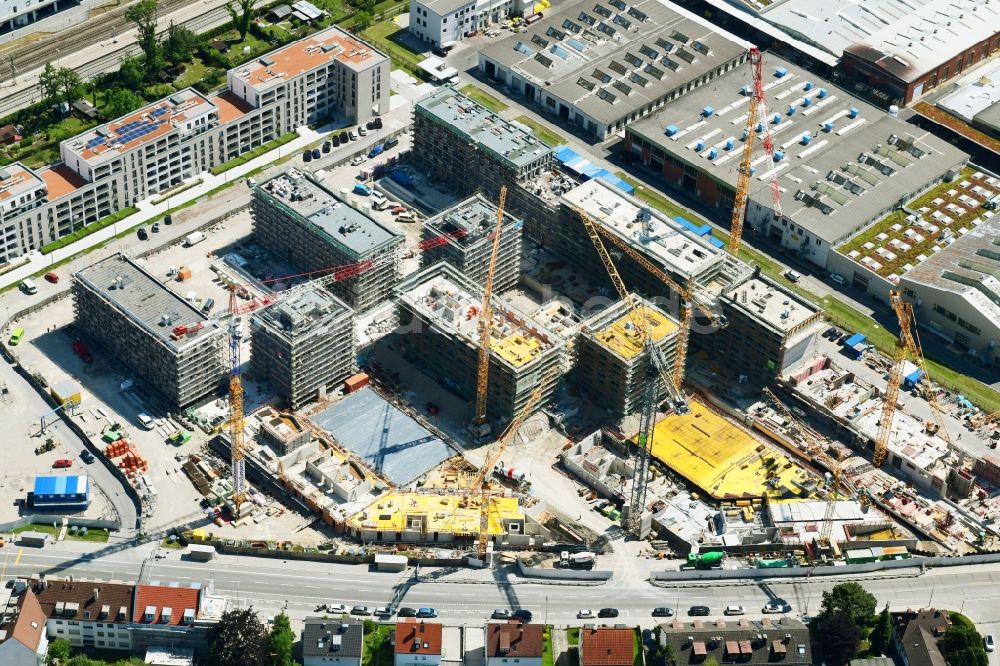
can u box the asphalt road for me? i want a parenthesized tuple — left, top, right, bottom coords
(5, 542, 1000, 631)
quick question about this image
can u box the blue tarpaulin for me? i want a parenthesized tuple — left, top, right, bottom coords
(903, 368, 924, 389)
(554, 145, 581, 163)
(598, 173, 634, 194)
(843, 333, 865, 348)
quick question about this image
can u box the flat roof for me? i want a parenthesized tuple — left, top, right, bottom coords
(212, 90, 255, 124)
(415, 0, 472, 17)
(39, 163, 86, 200)
(415, 88, 554, 169)
(347, 491, 522, 535)
(33, 475, 89, 496)
(479, 0, 749, 126)
(626, 55, 968, 244)
(722, 276, 821, 335)
(232, 26, 386, 92)
(761, 0, 1000, 78)
(311, 387, 454, 486)
(74, 253, 224, 351)
(66, 89, 216, 165)
(397, 262, 561, 369)
(0, 163, 44, 203)
(424, 194, 522, 249)
(561, 178, 724, 279)
(257, 170, 403, 259)
(585, 297, 678, 360)
(837, 165, 999, 280)
(937, 60, 1000, 123)
(253, 286, 353, 341)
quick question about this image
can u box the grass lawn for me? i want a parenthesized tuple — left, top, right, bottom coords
(949, 612, 976, 631)
(542, 628, 554, 666)
(13, 522, 110, 543)
(363, 624, 394, 666)
(615, 171, 1000, 414)
(160, 538, 186, 550)
(515, 114, 565, 147)
(460, 84, 508, 113)
(361, 18, 424, 77)
(172, 58, 210, 90)
(567, 627, 580, 646)
(632, 628, 643, 666)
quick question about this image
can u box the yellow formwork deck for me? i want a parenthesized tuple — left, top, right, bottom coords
(492, 333, 543, 366)
(594, 306, 678, 359)
(644, 399, 809, 500)
(347, 492, 522, 536)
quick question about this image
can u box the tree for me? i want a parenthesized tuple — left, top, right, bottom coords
(940, 625, 989, 666)
(815, 612, 861, 666)
(225, 0, 255, 41)
(103, 88, 145, 119)
(209, 607, 269, 666)
(126, 0, 161, 78)
(869, 606, 893, 656)
(268, 612, 295, 666)
(117, 57, 145, 89)
(57, 67, 83, 105)
(353, 9, 373, 31)
(164, 21, 200, 64)
(46, 638, 71, 665)
(39, 62, 60, 105)
(39, 64, 83, 107)
(819, 582, 878, 627)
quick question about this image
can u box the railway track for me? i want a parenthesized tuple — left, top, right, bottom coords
(0, 0, 256, 117)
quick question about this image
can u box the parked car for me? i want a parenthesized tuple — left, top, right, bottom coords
(985, 634, 995, 652)
(432, 46, 449, 57)
(391, 206, 408, 215)
(339, 131, 349, 143)
(598, 608, 619, 618)
(322, 141, 332, 153)
(351, 606, 372, 616)
(80, 450, 95, 464)
(164, 214, 173, 225)
(513, 609, 533, 622)
(374, 607, 394, 618)
(763, 602, 791, 614)
(366, 120, 375, 130)
(398, 607, 418, 617)
(303, 149, 312, 162)
(374, 117, 383, 129)
(492, 609, 512, 619)
(416, 608, 438, 618)
(53, 459, 73, 468)
(688, 606, 710, 617)
(823, 326, 839, 339)
(349, 130, 357, 141)
(829, 272, 847, 286)
(651, 607, 675, 617)
(724, 605, 746, 616)
(577, 609, 596, 619)
(384, 135, 399, 149)
(312, 148, 322, 160)
(137, 228, 148, 240)
(332, 135, 341, 147)
(326, 604, 348, 614)
(351, 156, 365, 166)
(359, 126, 368, 137)
(783, 269, 801, 282)
(151, 222, 160, 233)
(44, 272, 59, 284)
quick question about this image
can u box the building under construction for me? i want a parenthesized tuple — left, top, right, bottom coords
(249, 287, 355, 409)
(420, 194, 523, 293)
(577, 296, 679, 417)
(396, 261, 564, 424)
(72, 253, 226, 409)
(251, 169, 404, 312)
(412, 87, 553, 240)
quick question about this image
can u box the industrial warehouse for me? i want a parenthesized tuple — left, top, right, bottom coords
(8, 5, 1000, 643)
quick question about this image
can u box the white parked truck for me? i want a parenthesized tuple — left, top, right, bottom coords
(559, 551, 596, 569)
(184, 231, 206, 247)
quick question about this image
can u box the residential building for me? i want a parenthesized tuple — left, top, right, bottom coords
(893, 609, 951, 666)
(0, 589, 48, 666)
(72, 253, 227, 410)
(129, 584, 209, 658)
(0, 164, 47, 226)
(303, 617, 364, 666)
(420, 194, 523, 294)
(624, 55, 968, 270)
(33, 579, 132, 651)
(485, 622, 544, 666)
(478, 0, 750, 141)
(579, 627, 633, 666)
(227, 25, 390, 127)
(659, 617, 812, 665)
(250, 286, 356, 409)
(898, 215, 1000, 369)
(251, 170, 404, 312)
(394, 619, 443, 666)
(409, 0, 517, 48)
(0, 0, 68, 35)
(412, 87, 554, 239)
(396, 261, 565, 424)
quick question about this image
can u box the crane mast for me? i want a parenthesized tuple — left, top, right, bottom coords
(227, 288, 248, 512)
(728, 47, 783, 257)
(472, 185, 508, 437)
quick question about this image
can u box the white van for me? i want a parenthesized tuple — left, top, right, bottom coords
(20, 278, 37, 294)
(370, 192, 387, 209)
(137, 413, 156, 430)
(184, 231, 206, 247)
(397, 212, 417, 223)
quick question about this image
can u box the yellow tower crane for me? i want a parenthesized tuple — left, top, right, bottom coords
(227, 287, 248, 512)
(464, 365, 557, 559)
(471, 185, 508, 438)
